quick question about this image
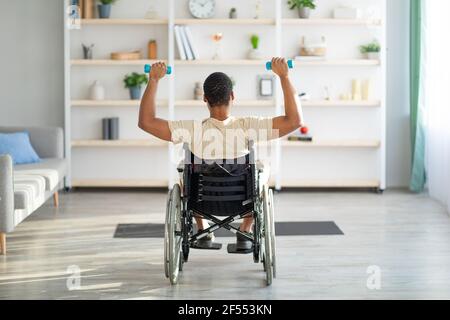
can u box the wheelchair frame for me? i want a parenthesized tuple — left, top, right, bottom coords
(164, 142, 276, 286)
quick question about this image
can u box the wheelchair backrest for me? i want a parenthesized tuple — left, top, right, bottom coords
(182, 143, 257, 217)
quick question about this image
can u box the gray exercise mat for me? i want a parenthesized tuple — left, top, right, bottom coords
(114, 222, 344, 238)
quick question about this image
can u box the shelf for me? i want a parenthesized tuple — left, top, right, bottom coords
(71, 100, 165, 107)
(278, 179, 380, 188)
(282, 140, 381, 148)
(71, 59, 162, 66)
(78, 18, 381, 26)
(175, 18, 275, 25)
(71, 99, 380, 108)
(175, 100, 275, 107)
(282, 18, 382, 26)
(175, 59, 380, 66)
(72, 140, 168, 147)
(80, 19, 168, 25)
(175, 59, 265, 66)
(71, 179, 168, 188)
(302, 100, 381, 107)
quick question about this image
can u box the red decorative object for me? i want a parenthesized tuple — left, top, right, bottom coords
(300, 126, 309, 135)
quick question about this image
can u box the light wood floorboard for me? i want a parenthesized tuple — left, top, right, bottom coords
(0, 190, 449, 300)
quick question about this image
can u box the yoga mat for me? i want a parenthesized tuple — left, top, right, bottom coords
(114, 222, 344, 238)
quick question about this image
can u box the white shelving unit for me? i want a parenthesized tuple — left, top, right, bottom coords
(64, 0, 387, 191)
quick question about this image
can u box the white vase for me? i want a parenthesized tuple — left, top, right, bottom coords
(90, 80, 105, 100)
(247, 48, 262, 60)
(367, 52, 380, 60)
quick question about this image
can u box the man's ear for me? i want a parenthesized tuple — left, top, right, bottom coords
(230, 91, 235, 101)
(203, 95, 208, 103)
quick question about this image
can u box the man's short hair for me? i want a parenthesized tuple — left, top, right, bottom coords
(203, 72, 233, 107)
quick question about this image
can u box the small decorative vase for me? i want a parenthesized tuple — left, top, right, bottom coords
(82, 44, 94, 60)
(98, 4, 112, 19)
(229, 9, 237, 19)
(247, 48, 262, 60)
(298, 7, 311, 19)
(90, 81, 105, 100)
(129, 86, 142, 100)
(367, 52, 380, 60)
(194, 82, 203, 100)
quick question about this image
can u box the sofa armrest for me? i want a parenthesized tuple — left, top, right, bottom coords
(0, 155, 14, 233)
(0, 126, 64, 159)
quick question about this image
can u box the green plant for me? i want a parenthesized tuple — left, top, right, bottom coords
(360, 41, 381, 53)
(250, 35, 260, 50)
(99, 0, 117, 5)
(288, 0, 316, 10)
(123, 73, 148, 88)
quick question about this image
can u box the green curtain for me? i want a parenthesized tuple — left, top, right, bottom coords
(410, 0, 426, 192)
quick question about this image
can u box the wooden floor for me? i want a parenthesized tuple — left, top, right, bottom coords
(1, 189, 450, 300)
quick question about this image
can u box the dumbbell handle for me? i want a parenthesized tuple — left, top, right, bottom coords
(266, 60, 294, 71)
(144, 64, 172, 75)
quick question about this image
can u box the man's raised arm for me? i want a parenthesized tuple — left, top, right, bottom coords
(271, 58, 304, 138)
(138, 62, 172, 141)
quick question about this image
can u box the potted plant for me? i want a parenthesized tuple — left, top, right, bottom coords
(360, 41, 381, 60)
(247, 34, 262, 60)
(123, 73, 148, 100)
(288, 0, 316, 19)
(98, 0, 117, 19)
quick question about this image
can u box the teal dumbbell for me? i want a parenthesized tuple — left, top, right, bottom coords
(266, 60, 295, 71)
(144, 64, 172, 75)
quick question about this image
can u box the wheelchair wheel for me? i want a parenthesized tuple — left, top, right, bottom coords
(164, 190, 171, 278)
(268, 189, 277, 279)
(262, 186, 273, 286)
(164, 184, 183, 285)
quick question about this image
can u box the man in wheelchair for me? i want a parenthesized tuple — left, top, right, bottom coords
(138, 58, 303, 284)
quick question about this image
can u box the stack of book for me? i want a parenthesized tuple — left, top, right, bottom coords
(174, 25, 199, 60)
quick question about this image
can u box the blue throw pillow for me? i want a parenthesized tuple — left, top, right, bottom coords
(0, 132, 41, 165)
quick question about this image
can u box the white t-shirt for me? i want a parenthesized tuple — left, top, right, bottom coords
(168, 116, 276, 159)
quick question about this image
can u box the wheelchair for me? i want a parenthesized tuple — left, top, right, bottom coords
(164, 142, 276, 286)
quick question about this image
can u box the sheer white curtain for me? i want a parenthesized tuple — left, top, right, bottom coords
(423, 1, 450, 214)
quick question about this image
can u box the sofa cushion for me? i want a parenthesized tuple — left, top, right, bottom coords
(0, 132, 41, 165)
(15, 158, 67, 191)
(13, 176, 46, 211)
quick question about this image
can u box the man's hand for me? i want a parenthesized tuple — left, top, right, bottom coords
(271, 57, 289, 79)
(149, 62, 167, 81)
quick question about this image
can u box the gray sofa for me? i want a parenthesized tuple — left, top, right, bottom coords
(0, 126, 67, 255)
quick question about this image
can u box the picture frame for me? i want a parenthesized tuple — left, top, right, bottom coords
(258, 75, 274, 99)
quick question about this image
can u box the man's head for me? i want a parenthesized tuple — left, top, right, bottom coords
(203, 72, 234, 108)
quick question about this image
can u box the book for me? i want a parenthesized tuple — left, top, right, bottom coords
(179, 26, 194, 60)
(174, 25, 187, 60)
(183, 26, 199, 60)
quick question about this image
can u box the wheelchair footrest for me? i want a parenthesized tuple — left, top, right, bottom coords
(191, 241, 223, 250)
(227, 244, 253, 255)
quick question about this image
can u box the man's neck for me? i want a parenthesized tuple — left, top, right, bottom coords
(209, 105, 230, 121)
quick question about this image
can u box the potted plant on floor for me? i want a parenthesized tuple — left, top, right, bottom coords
(288, 0, 316, 19)
(98, 0, 117, 19)
(247, 34, 262, 60)
(123, 73, 148, 100)
(360, 41, 381, 60)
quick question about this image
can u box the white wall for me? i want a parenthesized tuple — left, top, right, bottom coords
(0, 0, 410, 187)
(0, 0, 64, 127)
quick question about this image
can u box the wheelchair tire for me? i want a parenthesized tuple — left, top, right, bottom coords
(165, 184, 183, 285)
(164, 190, 171, 278)
(269, 189, 277, 279)
(263, 186, 273, 286)
(252, 213, 260, 263)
